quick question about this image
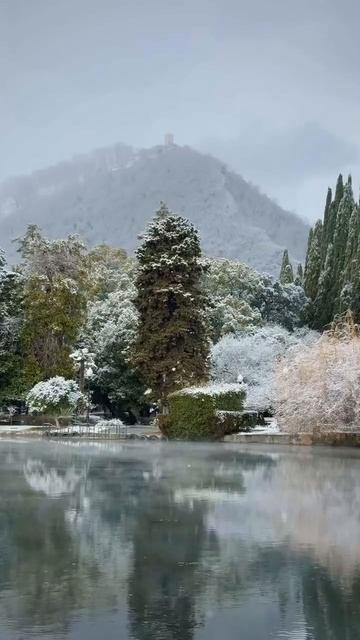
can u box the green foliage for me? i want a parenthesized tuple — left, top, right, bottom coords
(255, 276, 307, 331)
(161, 384, 246, 440)
(16, 227, 89, 392)
(132, 205, 210, 404)
(313, 244, 334, 329)
(79, 246, 145, 420)
(331, 182, 354, 312)
(216, 409, 257, 433)
(320, 187, 332, 263)
(86, 244, 133, 298)
(0, 251, 24, 401)
(203, 258, 263, 340)
(279, 249, 294, 284)
(304, 219, 323, 303)
(308, 174, 360, 329)
(295, 263, 303, 286)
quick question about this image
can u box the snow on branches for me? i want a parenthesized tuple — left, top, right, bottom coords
(274, 313, 360, 433)
(26, 376, 85, 416)
(211, 325, 317, 410)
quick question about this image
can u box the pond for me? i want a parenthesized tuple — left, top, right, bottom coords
(0, 440, 359, 639)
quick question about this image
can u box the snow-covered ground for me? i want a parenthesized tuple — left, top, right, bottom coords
(247, 419, 280, 435)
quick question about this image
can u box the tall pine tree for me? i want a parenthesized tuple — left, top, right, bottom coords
(132, 205, 210, 406)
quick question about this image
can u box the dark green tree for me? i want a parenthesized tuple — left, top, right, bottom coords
(320, 187, 333, 264)
(324, 174, 343, 255)
(16, 226, 89, 391)
(349, 207, 360, 320)
(303, 219, 323, 302)
(313, 244, 334, 329)
(331, 181, 354, 313)
(343, 204, 359, 281)
(294, 263, 304, 288)
(0, 251, 24, 401)
(132, 205, 210, 406)
(279, 249, 294, 284)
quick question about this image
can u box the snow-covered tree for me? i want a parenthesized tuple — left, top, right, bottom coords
(255, 275, 307, 331)
(132, 204, 210, 405)
(26, 376, 85, 427)
(274, 313, 360, 432)
(211, 325, 317, 410)
(80, 280, 145, 419)
(203, 258, 263, 339)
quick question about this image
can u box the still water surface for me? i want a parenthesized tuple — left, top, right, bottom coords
(0, 440, 359, 639)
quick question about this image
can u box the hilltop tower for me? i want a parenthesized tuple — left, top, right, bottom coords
(164, 133, 174, 146)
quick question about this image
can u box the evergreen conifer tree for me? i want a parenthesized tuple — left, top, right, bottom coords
(320, 188, 332, 265)
(342, 203, 359, 285)
(331, 181, 354, 313)
(279, 249, 294, 284)
(350, 207, 360, 320)
(294, 263, 303, 286)
(334, 173, 344, 209)
(132, 205, 210, 406)
(325, 174, 344, 251)
(313, 243, 334, 329)
(303, 219, 322, 301)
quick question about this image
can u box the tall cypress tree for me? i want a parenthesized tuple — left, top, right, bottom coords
(342, 203, 360, 285)
(132, 205, 209, 406)
(331, 180, 354, 314)
(313, 243, 334, 329)
(326, 174, 344, 250)
(303, 219, 323, 301)
(320, 188, 332, 265)
(279, 249, 294, 284)
(334, 173, 344, 209)
(294, 263, 304, 286)
(350, 204, 360, 320)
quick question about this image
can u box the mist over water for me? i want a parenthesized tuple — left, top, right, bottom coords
(0, 441, 359, 639)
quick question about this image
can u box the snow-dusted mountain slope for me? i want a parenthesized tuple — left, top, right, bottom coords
(0, 142, 309, 273)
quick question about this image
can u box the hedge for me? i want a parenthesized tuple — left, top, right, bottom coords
(159, 383, 251, 440)
(216, 409, 257, 435)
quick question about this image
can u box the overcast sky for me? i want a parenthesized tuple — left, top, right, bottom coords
(1, 0, 359, 221)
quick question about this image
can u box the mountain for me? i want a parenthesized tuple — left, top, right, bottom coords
(0, 142, 309, 274)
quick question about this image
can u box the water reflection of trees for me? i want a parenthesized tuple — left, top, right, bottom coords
(0, 443, 360, 639)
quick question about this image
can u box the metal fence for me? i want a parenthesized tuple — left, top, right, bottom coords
(44, 423, 129, 439)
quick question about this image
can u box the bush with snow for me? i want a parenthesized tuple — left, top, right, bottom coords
(95, 418, 124, 428)
(26, 376, 85, 425)
(211, 325, 317, 411)
(274, 317, 360, 433)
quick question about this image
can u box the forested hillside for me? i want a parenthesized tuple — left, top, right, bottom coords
(0, 143, 309, 274)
